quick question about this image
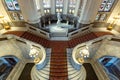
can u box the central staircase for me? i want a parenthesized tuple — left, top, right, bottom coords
(49, 41, 68, 80)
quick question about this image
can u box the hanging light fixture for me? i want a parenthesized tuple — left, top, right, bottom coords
(77, 47, 89, 64)
(29, 46, 41, 64)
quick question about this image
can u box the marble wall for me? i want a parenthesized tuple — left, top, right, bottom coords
(91, 38, 120, 80)
(94, 39, 120, 59)
(0, 39, 22, 59)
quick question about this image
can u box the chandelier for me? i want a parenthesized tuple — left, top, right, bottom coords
(29, 46, 41, 64)
(77, 47, 89, 64)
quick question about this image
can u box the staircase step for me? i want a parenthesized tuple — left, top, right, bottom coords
(50, 77, 68, 80)
(51, 54, 67, 56)
(50, 57, 67, 60)
(50, 60, 67, 63)
(50, 68, 67, 73)
(50, 62, 67, 65)
(50, 72, 68, 77)
(50, 65, 67, 69)
(50, 58, 67, 62)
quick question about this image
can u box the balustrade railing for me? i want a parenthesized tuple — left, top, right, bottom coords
(68, 24, 93, 39)
(25, 23, 50, 39)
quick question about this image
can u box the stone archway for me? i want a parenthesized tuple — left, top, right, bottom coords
(1, 55, 19, 65)
(0, 55, 19, 80)
(98, 55, 117, 66)
(98, 55, 120, 80)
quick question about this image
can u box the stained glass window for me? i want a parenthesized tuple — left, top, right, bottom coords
(5, 0, 20, 11)
(96, 0, 116, 22)
(99, 0, 115, 12)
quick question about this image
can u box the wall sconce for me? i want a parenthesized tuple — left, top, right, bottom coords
(107, 14, 120, 30)
(0, 15, 10, 30)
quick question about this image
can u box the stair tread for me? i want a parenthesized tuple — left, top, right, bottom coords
(50, 77, 68, 80)
(50, 59, 67, 61)
(50, 72, 68, 76)
(50, 66, 67, 69)
(50, 69, 67, 72)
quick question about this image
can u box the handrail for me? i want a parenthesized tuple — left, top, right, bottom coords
(0, 37, 8, 41)
(111, 38, 120, 42)
(1, 34, 46, 50)
(16, 39, 26, 44)
(68, 24, 93, 39)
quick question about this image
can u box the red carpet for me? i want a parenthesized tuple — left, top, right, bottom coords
(49, 41, 68, 80)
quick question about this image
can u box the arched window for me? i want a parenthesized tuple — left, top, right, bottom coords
(98, 56, 120, 80)
(0, 55, 19, 80)
(43, 0, 51, 14)
(95, 14, 101, 21)
(55, 0, 64, 13)
(95, 13, 107, 21)
(100, 14, 107, 21)
(68, 0, 76, 14)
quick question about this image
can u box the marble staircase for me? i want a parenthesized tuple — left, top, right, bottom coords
(31, 49, 51, 80)
(67, 50, 86, 80)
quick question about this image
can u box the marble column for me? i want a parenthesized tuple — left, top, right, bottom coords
(78, 0, 102, 24)
(74, 0, 81, 16)
(63, 0, 69, 14)
(76, 0, 87, 28)
(18, 0, 40, 24)
(89, 0, 103, 23)
(39, 0, 45, 16)
(51, 0, 55, 14)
